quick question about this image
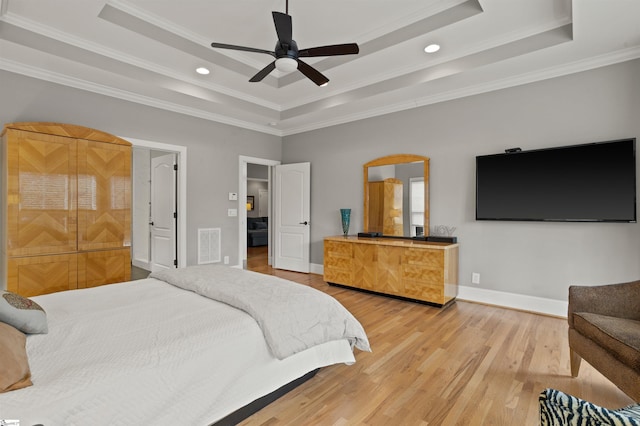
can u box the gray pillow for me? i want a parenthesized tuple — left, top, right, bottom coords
(0, 291, 48, 334)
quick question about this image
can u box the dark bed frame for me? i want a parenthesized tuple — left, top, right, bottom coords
(211, 368, 320, 425)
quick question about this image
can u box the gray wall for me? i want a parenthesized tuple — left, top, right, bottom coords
(282, 59, 640, 301)
(0, 70, 281, 267)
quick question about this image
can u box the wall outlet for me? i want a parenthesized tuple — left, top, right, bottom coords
(223, 256, 229, 265)
(471, 272, 480, 285)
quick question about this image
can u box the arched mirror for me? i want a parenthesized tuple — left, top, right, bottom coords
(363, 154, 429, 237)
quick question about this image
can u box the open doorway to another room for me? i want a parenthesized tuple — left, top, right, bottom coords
(130, 139, 187, 279)
(246, 164, 270, 269)
(239, 156, 280, 270)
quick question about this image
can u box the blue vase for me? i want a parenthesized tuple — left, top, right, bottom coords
(340, 208, 351, 236)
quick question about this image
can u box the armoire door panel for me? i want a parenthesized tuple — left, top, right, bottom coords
(77, 248, 131, 289)
(5, 130, 78, 256)
(77, 140, 131, 251)
(7, 254, 78, 297)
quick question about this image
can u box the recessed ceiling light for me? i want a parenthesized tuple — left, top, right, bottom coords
(424, 44, 440, 53)
(196, 67, 210, 75)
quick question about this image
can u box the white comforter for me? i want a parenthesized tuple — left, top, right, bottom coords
(151, 265, 371, 359)
(0, 276, 360, 425)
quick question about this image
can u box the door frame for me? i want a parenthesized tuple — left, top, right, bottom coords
(238, 155, 280, 268)
(126, 137, 187, 269)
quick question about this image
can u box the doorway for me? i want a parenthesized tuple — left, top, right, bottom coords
(128, 138, 187, 272)
(238, 156, 280, 269)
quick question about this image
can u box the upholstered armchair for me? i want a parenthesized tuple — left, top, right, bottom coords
(568, 280, 640, 402)
(539, 388, 640, 425)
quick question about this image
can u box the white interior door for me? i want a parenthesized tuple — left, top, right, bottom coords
(150, 153, 177, 271)
(274, 162, 310, 273)
(258, 188, 269, 218)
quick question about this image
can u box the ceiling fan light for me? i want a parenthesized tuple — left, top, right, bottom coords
(275, 57, 298, 73)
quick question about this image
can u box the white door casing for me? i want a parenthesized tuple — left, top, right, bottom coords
(150, 153, 177, 271)
(274, 162, 310, 273)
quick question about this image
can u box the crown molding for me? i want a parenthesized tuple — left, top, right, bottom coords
(3, 44, 638, 138)
(281, 46, 640, 136)
(0, 58, 282, 136)
(105, 0, 269, 71)
(353, 0, 476, 44)
(1, 11, 282, 112)
(280, 17, 573, 112)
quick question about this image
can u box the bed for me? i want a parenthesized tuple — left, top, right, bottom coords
(0, 265, 370, 425)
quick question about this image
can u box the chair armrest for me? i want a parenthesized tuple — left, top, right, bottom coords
(568, 280, 640, 328)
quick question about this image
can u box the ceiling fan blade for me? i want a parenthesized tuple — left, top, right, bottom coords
(211, 42, 275, 57)
(296, 59, 329, 86)
(249, 61, 277, 82)
(272, 11, 292, 43)
(298, 43, 359, 57)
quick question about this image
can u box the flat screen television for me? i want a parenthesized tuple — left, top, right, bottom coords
(476, 138, 637, 222)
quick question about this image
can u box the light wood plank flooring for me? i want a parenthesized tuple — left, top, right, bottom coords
(243, 246, 634, 425)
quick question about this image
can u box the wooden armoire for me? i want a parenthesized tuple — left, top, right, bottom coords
(368, 178, 403, 236)
(1, 122, 132, 297)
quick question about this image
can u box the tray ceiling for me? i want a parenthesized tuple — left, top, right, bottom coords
(1, 0, 639, 135)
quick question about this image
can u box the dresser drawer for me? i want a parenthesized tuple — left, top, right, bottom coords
(402, 248, 444, 268)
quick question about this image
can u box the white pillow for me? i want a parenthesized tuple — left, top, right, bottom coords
(0, 291, 48, 334)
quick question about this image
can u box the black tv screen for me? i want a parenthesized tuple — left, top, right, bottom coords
(476, 139, 637, 222)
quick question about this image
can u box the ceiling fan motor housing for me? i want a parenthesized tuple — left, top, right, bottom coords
(275, 39, 298, 59)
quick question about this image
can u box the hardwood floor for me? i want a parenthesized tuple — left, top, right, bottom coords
(242, 246, 634, 425)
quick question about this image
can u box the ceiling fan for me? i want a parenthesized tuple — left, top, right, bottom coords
(210, 0, 359, 86)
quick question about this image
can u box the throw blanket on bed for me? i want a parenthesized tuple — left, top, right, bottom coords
(150, 265, 371, 359)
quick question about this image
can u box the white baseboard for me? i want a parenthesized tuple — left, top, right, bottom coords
(311, 262, 566, 317)
(457, 286, 567, 318)
(310, 263, 324, 275)
(132, 259, 151, 270)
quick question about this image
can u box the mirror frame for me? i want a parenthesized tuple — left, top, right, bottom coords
(363, 154, 430, 236)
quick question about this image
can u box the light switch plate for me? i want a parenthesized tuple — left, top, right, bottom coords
(228, 208, 238, 217)
(229, 192, 238, 201)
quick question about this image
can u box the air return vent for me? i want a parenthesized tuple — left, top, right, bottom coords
(198, 228, 221, 264)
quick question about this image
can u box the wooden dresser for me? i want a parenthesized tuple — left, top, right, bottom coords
(324, 236, 458, 307)
(1, 122, 132, 297)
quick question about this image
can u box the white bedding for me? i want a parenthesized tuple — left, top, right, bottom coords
(0, 277, 358, 425)
(151, 265, 370, 359)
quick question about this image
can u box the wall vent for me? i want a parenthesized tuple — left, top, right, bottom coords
(198, 228, 221, 264)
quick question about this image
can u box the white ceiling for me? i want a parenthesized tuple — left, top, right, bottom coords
(1, 0, 639, 136)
